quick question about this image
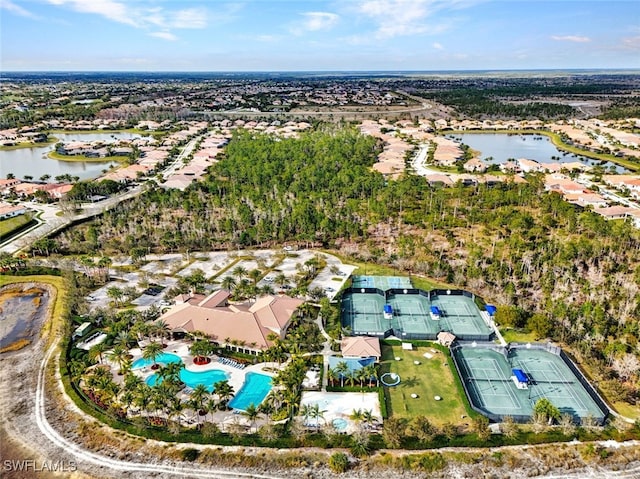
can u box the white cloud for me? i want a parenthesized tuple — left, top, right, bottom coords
(551, 35, 591, 43)
(290, 11, 339, 35)
(0, 0, 37, 18)
(46, 1, 209, 31)
(355, 0, 473, 40)
(172, 8, 208, 29)
(622, 36, 640, 50)
(48, 0, 138, 27)
(149, 31, 178, 42)
(433, 42, 444, 50)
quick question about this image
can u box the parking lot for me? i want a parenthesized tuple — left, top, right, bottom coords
(86, 249, 355, 310)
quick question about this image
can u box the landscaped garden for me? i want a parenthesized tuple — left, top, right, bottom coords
(379, 341, 469, 426)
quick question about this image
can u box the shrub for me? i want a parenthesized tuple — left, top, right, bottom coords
(328, 452, 349, 473)
(181, 448, 200, 462)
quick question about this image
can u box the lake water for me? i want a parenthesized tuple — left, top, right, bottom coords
(448, 133, 628, 173)
(0, 132, 140, 181)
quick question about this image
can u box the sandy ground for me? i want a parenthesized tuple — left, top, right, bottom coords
(1, 284, 640, 479)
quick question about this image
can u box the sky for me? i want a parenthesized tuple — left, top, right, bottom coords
(1, 0, 639, 71)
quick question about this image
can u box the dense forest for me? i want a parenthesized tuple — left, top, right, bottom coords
(425, 88, 577, 119)
(55, 126, 639, 409)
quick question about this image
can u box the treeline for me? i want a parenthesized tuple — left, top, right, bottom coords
(426, 89, 576, 119)
(599, 97, 640, 120)
(67, 179, 126, 201)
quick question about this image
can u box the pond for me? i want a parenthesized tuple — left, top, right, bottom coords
(0, 132, 140, 181)
(447, 133, 628, 173)
(0, 284, 50, 352)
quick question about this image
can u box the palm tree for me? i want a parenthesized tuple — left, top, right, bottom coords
(142, 341, 163, 369)
(274, 273, 289, 290)
(350, 408, 365, 429)
(362, 409, 375, 430)
(356, 367, 368, 388)
(258, 401, 274, 423)
(213, 379, 234, 410)
(248, 269, 262, 286)
(346, 370, 356, 387)
(152, 320, 171, 344)
(232, 265, 247, 280)
(190, 339, 214, 364)
(113, 330, 134, 349)
(123, 372, 143, 393)
(362, 364, 378, 388)
(134, 384, 153, 418)
(300, 403, 313, 426)
(158, 361, 184, 390)
(335, 361, 349, 387)
(106, 286, 124, 307)
(310, 403, 324, 431)
(106, 345, 130, 375)
(327, 367, 337, 387)
(259, 279, 276, 295)
(88, 342, 108, 365)
(220, 276, 237, 293)
(189, 384, 210, 423)
(242, 403, 260, 433)
(97, 256, 112, 282)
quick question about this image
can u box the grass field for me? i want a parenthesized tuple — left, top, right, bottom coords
(0, 214, 34, 239)
(501, 328, 538, 344)
(48, 151, 129, 162)
(380, 343, 467, 425)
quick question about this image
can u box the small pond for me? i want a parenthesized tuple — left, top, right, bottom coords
(0, 285, 50, 352)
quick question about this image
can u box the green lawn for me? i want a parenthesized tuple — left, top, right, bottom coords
(611, 401, 640, 421)
(380, 343, 467, 425)
(500, 328, 538, 344)
(0, 214, 34, 239)
(48, 151, 129, 163)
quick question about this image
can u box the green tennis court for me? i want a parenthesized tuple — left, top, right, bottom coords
(342, 276, 493, 340)
(431, 294, 493, 338)
(452, 345, 607, 423)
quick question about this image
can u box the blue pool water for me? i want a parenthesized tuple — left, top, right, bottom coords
(132, 352, 181, 369)
(146, 368, 229, 392)
(332, 418, 348, 432)
(228, 372, 273, 411)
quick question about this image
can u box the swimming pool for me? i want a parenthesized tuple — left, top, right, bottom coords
(146, 368, 229, 393)
(228, 372, 273, 411)
(132, 352, 181, 369)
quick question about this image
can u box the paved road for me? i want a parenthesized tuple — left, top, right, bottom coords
(410, 143, 443, 176)
(0, 187, 142, 254)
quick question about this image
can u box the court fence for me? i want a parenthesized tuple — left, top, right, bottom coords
(450, 341, 609, 425)
(342, 287, 494, 341)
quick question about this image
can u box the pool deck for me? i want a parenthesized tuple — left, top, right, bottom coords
(299, 391, 382, 434)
